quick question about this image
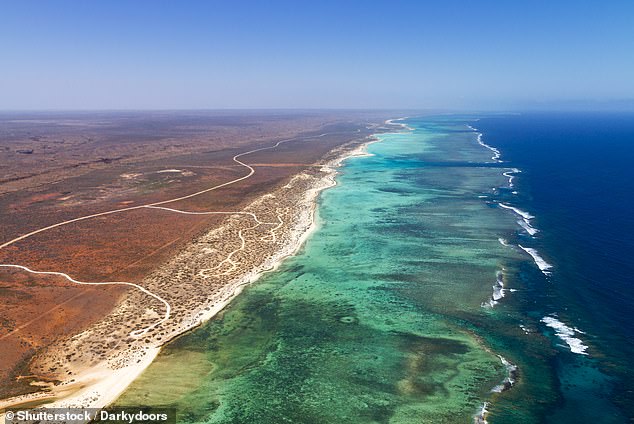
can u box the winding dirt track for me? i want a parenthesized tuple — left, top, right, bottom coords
(0, 131, 334, 337)
(0, 264, 171, 339)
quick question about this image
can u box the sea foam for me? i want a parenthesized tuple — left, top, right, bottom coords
(498, 203, 539, 236)
(518, 245, 553, 275)
(497, 203, 533, 220)
(541, 316, 589, 355)
(517, 219, 539, 236)
(491, 355, 518, 393)
(468, 125, 502, 162)
(474, 402, 489, 424)
(483, 270, 506, 308)
(502, 168, 521, 188)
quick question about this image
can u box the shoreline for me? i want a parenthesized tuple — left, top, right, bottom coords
(0, 119, 403, 417)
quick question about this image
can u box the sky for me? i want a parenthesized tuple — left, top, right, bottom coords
(1, 0, 634, 110)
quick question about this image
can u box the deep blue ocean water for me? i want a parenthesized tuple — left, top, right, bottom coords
(476, 112, 634, 422)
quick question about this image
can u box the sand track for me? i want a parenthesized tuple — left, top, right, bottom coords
(0, 264, 171, 339)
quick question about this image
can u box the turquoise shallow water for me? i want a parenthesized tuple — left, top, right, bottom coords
(115, 117, 588, 423)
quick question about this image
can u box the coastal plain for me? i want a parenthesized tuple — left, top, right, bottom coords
(0, 111, 393, 409)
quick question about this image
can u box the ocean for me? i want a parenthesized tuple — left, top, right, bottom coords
(475, 112, 634, 422)
(114, 113, 634, 423)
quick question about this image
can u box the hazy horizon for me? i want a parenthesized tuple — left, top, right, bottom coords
(2, 0, 634, 110)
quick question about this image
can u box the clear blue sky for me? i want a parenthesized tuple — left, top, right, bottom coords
(2, 0, 633, 110)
